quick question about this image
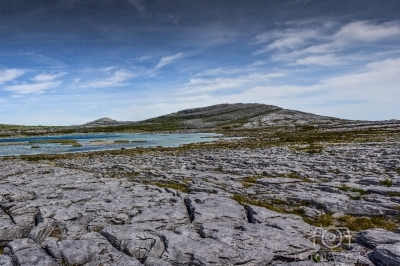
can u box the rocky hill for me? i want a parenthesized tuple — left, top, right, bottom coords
(81, 117, 133, 128)
(141, 103, 341, 130)
(141, 103, 400, 131)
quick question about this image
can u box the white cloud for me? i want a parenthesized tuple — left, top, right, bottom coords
(255, 20, 400, 66)
(318, 58, 400, 103)
(195, 67, 245, 77)
(180, 72, 286, 94)
(156, 53, 184, 69)
(31, 73, 65, 82)
(295, 54, 343, 66)
(80, 69, 135, 89)
(265, 28, 320, 52)
(335, 21, 400, 42)
(0, 69, 25, 84)
(4, 81, 61, 94)
(2, 71, 64, 94)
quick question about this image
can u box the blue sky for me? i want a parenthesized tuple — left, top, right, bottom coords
(0, 0, 400, 125)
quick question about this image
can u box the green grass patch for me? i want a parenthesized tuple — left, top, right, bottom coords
(0, 246, 3, 255)
(153, 182, 189, 193)
(336, 215, 399, 232)
(395, 168, 400, 175)
(337, 184, 366, 195)
(29, 139, 82, 147)
(349, 195, 361, 200)
(241, 176, 259, 188)
(232, 194, 291, 214)
(304, 214, 334, 227)
(380, 179, 393, 187)
(233, 194, 281, 213)
(311, 252, 321, 263)
(114, 140, 130, 143)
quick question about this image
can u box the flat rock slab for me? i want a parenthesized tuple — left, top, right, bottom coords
(358, 228, 400, 248)
(256, 177, 302, 185)
(186, 193, 247, 228)
(373, 242, 400, 266)
(4, 238, 57, 266)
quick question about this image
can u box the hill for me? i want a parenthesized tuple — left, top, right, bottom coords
(1, 103, 399, 136)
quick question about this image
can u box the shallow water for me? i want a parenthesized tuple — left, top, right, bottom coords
(0, 133, 228, 156)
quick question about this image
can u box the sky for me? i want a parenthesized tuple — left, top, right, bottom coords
(0, 0, 400, 125)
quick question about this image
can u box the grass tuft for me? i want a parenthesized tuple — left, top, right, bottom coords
(114, 140, 130, 143)
(153, 182, 189, 193)
(380, 179, 393, 187)
(241, 176, 259, 188)
(304, 214, 334, 227)
(336, 215, 398, 232)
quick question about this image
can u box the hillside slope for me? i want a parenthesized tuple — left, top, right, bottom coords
(139, 103, 353, 131)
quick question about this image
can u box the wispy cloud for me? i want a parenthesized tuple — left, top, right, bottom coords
(31, 73, 65, 82)
(0, 69, 25, 84)
(180, 72, 286, 94)
(335, 21, 400, 42)
(255, 20, 400, 66)
(156, 53, 184, 69)
(2, 72, 64, 94)
(295, 54, 343, 66)
(255, 28, 321, 53)
(79, 69, 135, 89)
(4, 81, 61, 94)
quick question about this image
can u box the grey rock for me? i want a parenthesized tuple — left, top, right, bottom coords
(157, 227, 241, 265)
(358, 228, 400, 248)
(130, 200, 190, 231)
(101, 225, 164, 261)
(6, 238, 57, 266)
(186, 193, 247, 229)
(249, 205, 315, 237)
(0, 209, 24, 246)
(50, 233, 142, 266)
(372, 242, 400, 266)
(0, 255, 12, 266)
(29, 221, 53, 244)
(143, 257, 173, 266)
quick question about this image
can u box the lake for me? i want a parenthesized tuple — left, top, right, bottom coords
(0, 133, 232, 156)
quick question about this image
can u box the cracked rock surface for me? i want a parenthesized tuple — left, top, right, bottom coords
(0, 141, 399, 265)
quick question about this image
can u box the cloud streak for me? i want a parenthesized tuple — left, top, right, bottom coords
(79, 69, 135, 89)
(0, 69, 25, 84)
(255, 20, 400, 66)
(156, 53, 184, 69)
(2, 72, 64, 94)
(4, 81, 61, 94)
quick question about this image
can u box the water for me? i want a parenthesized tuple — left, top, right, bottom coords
(0, 133, 230, 156)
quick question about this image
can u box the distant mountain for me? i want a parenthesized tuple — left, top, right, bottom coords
(139, 103, 400, 131)
(141, 103, 341, 130)
(81, 117, 132, 127)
